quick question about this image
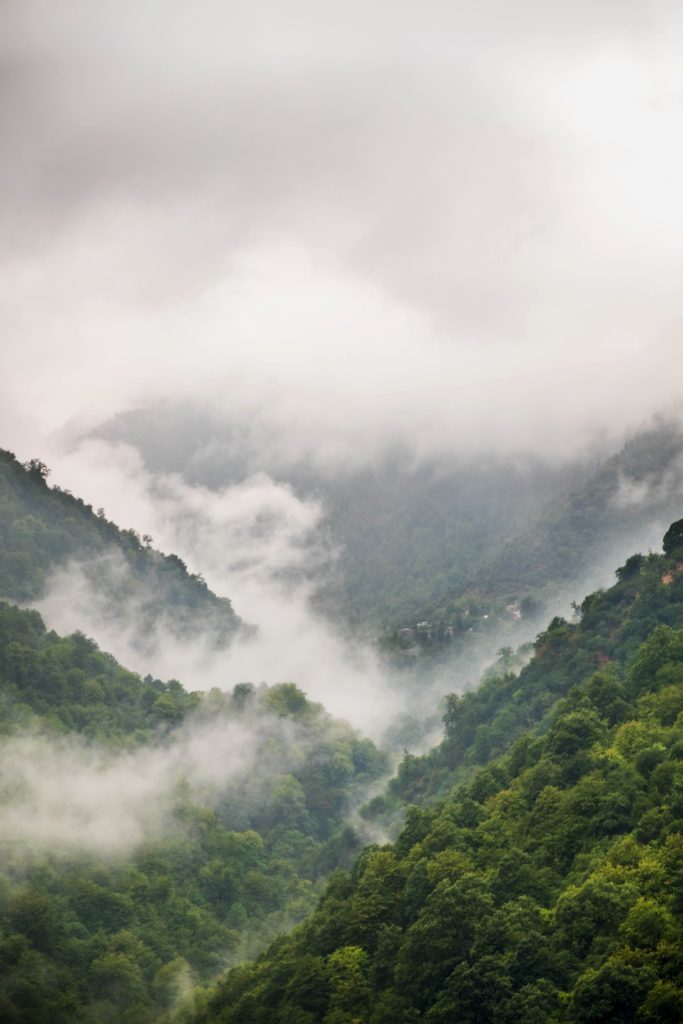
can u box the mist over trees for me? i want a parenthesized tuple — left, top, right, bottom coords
(0, 602, 388, 1022)
(2, 1, 683, 1021)
(1, 444, 682, 1021)
(96, 409, 683, 642)
(191, 534, 683, 1024)
(0, 449, 244, 654)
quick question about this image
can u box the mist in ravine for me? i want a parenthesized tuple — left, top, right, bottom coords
(2, 0, 683, 862)
(0, 700, 369, 858)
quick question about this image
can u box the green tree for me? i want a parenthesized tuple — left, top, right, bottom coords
(662, 518, 683, 555)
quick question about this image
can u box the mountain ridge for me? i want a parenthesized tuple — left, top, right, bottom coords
(0, 449, 246, 654)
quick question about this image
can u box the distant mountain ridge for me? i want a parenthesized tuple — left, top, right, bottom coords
(381, 419, 683, 656)
(94, 407, 683, 647)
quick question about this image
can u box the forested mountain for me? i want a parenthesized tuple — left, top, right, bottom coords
(0, 450, 244, 653)
(381, 528, 683, 806)
(381, 422, 683, 652)
(5, 2, 683, 1022)
(2, 441, 682, 1024)
(193, 524, 683, 1024)
(0, 604, 388, 1023)
(97, 409, 683, 643)
(0, 601, 200, 745)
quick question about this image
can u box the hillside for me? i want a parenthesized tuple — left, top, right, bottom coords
(0, 601, 201, 744)
(0, 604, 388, 1023)
(2, 448, 682, 1024)
(380, 528, 683, 806)
(96, 409, 683, 645)
(194, 524, 683, 1024)
(0, 449, 244, 652)
(379, 421, 683, 657)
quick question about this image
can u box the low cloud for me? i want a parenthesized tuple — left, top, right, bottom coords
(31, 439, 397, 734)
(1, 2, 683, 470)
(611, 452, 683, 512)
(0, 717, 260, 855)
(0, 696, 373, 857)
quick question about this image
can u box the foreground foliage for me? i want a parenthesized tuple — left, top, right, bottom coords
(0, 608, 388, 1023)
(197, 530, 683, 1024)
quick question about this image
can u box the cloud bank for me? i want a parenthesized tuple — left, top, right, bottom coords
(1, 0, 683, 471)
(32, 439, 397, 733)
(2, 0, 683, 753)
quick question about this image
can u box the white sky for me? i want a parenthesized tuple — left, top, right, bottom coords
(1, 0, 683, 470)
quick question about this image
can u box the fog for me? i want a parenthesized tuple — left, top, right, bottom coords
(2, 2, 683, 842)
(0, 702, 365, 857)
(2, 0, 683, 470)
(26, 438, 401, 735)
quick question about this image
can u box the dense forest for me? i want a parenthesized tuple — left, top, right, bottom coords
(1, 455, 682, 1023)
(5, 1, 683, 1020)
(194, 524, 683, 1024)
(0, 603, 388, 1023)
(380, 530, 683, 807)
(0, 450, 244, 652)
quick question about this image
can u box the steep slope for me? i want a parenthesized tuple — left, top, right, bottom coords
(0, 605, 388, 1024)
(196, 525, 683, 1024)
(0, 449, 244, 652)
(0, 601, 201, 744)
(382, 531, 683, 805)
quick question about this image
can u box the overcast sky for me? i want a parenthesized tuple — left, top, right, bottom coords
(2, 0, 683, 469)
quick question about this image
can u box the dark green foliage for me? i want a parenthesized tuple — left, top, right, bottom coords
(0, 602, 200, 744)
(0, 449, 242, 648)
(0, 609, 388, 1023)
(663, 519, 683, 556)
(196, 550, 683, 1024)
(385, 538, 683, 804)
